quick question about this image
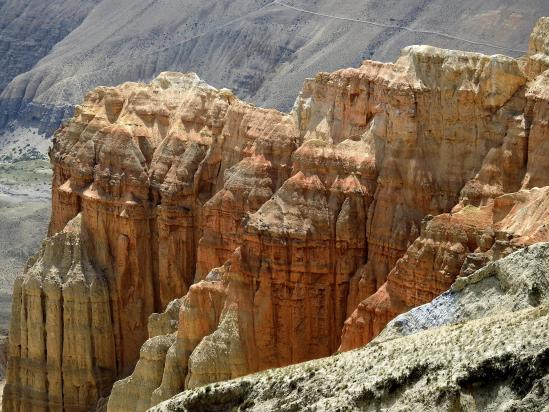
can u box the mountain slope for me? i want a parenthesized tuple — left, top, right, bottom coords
(1, 0, 548, 136)
(0, 0, 99, 95)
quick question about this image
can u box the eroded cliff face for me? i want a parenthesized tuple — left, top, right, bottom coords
(525, 16, 549, 79)
(340, 23, 549, 350)
(151, 243, 549, 412)
(340, 187, 549, 350)
(107, 25, 549, 410)
(5, 71, 299, 411)
(3, 215, 116, 411)
(4, 18, 549, 412)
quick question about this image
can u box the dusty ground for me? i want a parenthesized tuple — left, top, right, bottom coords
(0, 160, 50, 404)
(0, 160, 51, 359)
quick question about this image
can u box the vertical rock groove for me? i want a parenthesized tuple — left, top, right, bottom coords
(3, 17, 549, 412)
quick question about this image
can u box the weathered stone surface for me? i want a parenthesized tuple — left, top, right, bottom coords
(107, 270, 228, 412)
(525, 17, 549, 79)
(378, 242, 549, 340)
(346, 45, 527, 313)
(341, 23, 549, 349)
(5, 18, 549, 412)
(111, 26, 549, 409)
(47, 71, 298, 375)
(49, 72, 228, 374)
(340, 186, 549, 351)
(5, 71, 299, 411)
(3, 215, 116, 411)
(108, 335, 176, 412)
(151, 244, 549, 412)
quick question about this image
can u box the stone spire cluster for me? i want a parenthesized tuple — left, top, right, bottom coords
(3, 17, 549, 412)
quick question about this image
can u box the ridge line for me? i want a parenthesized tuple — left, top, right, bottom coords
(272, 0, 528, 55)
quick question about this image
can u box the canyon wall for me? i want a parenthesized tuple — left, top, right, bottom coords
(341, 17, 549, 349)
(150, 243, 549, 412)
(109, 19, 549, 410)
(4, 71, 300, 411)
(3, 215, 116, 411)
(3, 17, 549, 412)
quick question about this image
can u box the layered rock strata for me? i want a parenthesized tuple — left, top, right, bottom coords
(5, 72, 299, 411)
(525, 17, 549, 79)
(340, 18, 549, 349)
(340, 186, 549, 350)
(4, 18, 549, 412)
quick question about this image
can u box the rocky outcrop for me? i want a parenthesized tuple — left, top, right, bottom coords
(108, 21, 549, 410)
(378, 242, 549, 341)
(3, 215, 117, 411)
(340, 186, 549, 350)
(151, 244, 549, 412)
(47, 71, 298, 378)
(1, 0, 543, 137)
(344, 45, 527, 312)
(107, 272, 230, 412)
(107, 298, 181, 412)
(340, 24, 549, 349)
(5, 18, 549, 412)
(525, 17, 549, 79)
(5, 71, 299, 411)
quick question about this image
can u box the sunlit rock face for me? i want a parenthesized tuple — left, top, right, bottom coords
(525, 17, 549, 79)
(3, 215, 116, 411)
(4, 18, 549, 412)
(150, 243, 549, 412)
(340, 186, 549, 350)
(4, 71, 300, 411)
(108, 37, 549, 410)
(340, 22, 549, 350)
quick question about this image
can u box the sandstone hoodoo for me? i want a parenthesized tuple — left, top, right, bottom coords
(3, 17, 549, 412)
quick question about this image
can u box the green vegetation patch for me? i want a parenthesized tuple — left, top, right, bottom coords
(0, 160, 52, 187)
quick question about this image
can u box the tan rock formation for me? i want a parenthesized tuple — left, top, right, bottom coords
(340, 187, 549, 350)
(107, 269, 228, 411)
(340, 31, 549, 349)
(5, 18, 549, 412)
(5, 71, 299, 411)
(525, 17, 549, 79)
(3, 215, 116, 411)
(150, 243, 549, 412)
(107, 23, 549, 409)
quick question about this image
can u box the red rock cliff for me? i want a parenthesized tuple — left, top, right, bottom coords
(4, 17, 549, 412)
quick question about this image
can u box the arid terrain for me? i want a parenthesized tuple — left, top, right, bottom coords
(2, 1, 546, 323)
(1, 15, 549, 412)
(0, 2, 548, 346)
(1, 3, 549, 412)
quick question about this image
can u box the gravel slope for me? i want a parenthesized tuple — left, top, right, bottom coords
(0, 0, 99, 95)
